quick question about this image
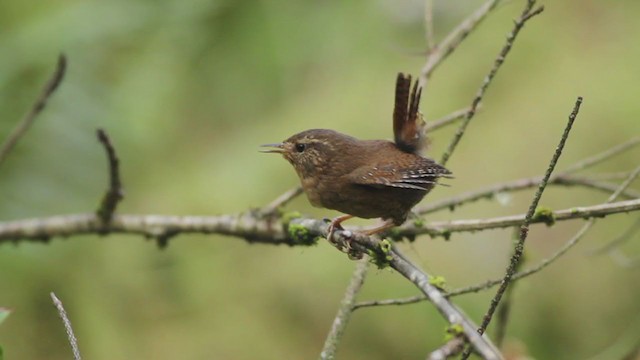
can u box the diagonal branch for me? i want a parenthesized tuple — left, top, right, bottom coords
(319, 227, 503, 360)
(439, 3, 544, 166)
(0, 54, 67, 167)
(461, 96, 581, 360)
(420, 0, 501, 85)
(50, 292, 82, 360)
(561, 137, 640, 174)
(261, 186, 303, 215)
(319, 259, 369, 360)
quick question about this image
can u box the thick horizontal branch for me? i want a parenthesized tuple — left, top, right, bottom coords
(1, 198, 638, 245)
(0, 212, 288, 245)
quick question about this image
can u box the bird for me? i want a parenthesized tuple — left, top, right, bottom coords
(261, 73, 451, 238)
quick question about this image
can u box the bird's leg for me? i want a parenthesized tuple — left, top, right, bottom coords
(327, 214, 354, 245)
(362, 219, 395, 236)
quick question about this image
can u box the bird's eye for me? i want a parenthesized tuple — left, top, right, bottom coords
(295, 143, 306, 152)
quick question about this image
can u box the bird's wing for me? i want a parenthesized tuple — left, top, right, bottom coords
(393, 73, 426, 153)
(347, 158, 452, 191)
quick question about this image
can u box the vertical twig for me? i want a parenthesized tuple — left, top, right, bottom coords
(460, 97, 583, 359)
(50, 292, 82, 360)
(0, 54, 67, 167)
(319, 258, 369, 360)
(96, 129, 124, 225)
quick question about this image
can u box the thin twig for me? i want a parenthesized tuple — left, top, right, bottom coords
(609, 249, 640, 268)
(50, 292, 82, 360)
(424, 0, 436, 52)
(588, 218, 640, 256)
(494, 229, 524, 348)
(415, 174, 639, 216)
(427, 336, 466, 360)
(96, 129, 124, 225)
(0, 54, 67, 167)
(439, 3, 544, 166)
(262, 186, 303, 215)
(386, 243, 503, 359)
(319, 259, 369, 360)
(295, 220, 503, 359)
(354, 295, 424, 310)
(424, 107, 473, 133)
(452, 164, 640, 296)
(418, 137, 640, 214)
(469, 97, 581, 354)
(562, 137, 640, 174)
(402, 198, 640, 238)
(586, 171, 638, 181)
(420, 0, 501, 85)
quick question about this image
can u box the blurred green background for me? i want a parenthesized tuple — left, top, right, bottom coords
(1, 0, 639, 359)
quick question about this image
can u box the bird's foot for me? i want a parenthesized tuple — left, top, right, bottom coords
(327, 214, 356, 253)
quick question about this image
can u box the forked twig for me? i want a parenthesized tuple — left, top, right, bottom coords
(96, 129, 124, 224)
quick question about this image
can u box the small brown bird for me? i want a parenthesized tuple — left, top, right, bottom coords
(262, 73, 451, 237)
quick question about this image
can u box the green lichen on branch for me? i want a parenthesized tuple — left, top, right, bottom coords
(429, 275, 447, 291)
(286, 222, 318, 246)
(532, 206, 556, 226)
(369, 239, 393, 269)
(444, 323, 464, 341)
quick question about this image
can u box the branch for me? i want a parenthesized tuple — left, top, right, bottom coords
(470, 96, 581, 349)
(439, 2, 545, 166)
(261, 186, 303, 215)
(415, 174, 640, 216)
(402, 198, 640, 239)
(386, 242, 503, 359)
(424, 107, 473, 133)
(561, 137, 640, 174)
(2, 197, 639, 245)
(588, 218, 640, 256)
(0, 54, 67, 167)
(450, 162, 640, 297)
(287, 220, 503, 359)
(0, 212, 288, 246)
(319, 259, 369, 360)
(420, 0, 501, 85)
(427, 337, 466, 360)
(50, 292, 82, 360)
(424, 0, 435, 52)
(96, 129, 124, 225)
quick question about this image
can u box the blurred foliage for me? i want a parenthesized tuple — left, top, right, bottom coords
(1, 0, 639, 359)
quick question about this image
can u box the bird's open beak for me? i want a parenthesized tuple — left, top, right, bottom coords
(260, 143, 285, 154)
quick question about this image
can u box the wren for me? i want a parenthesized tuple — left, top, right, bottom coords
(262, 73, 451, 237)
